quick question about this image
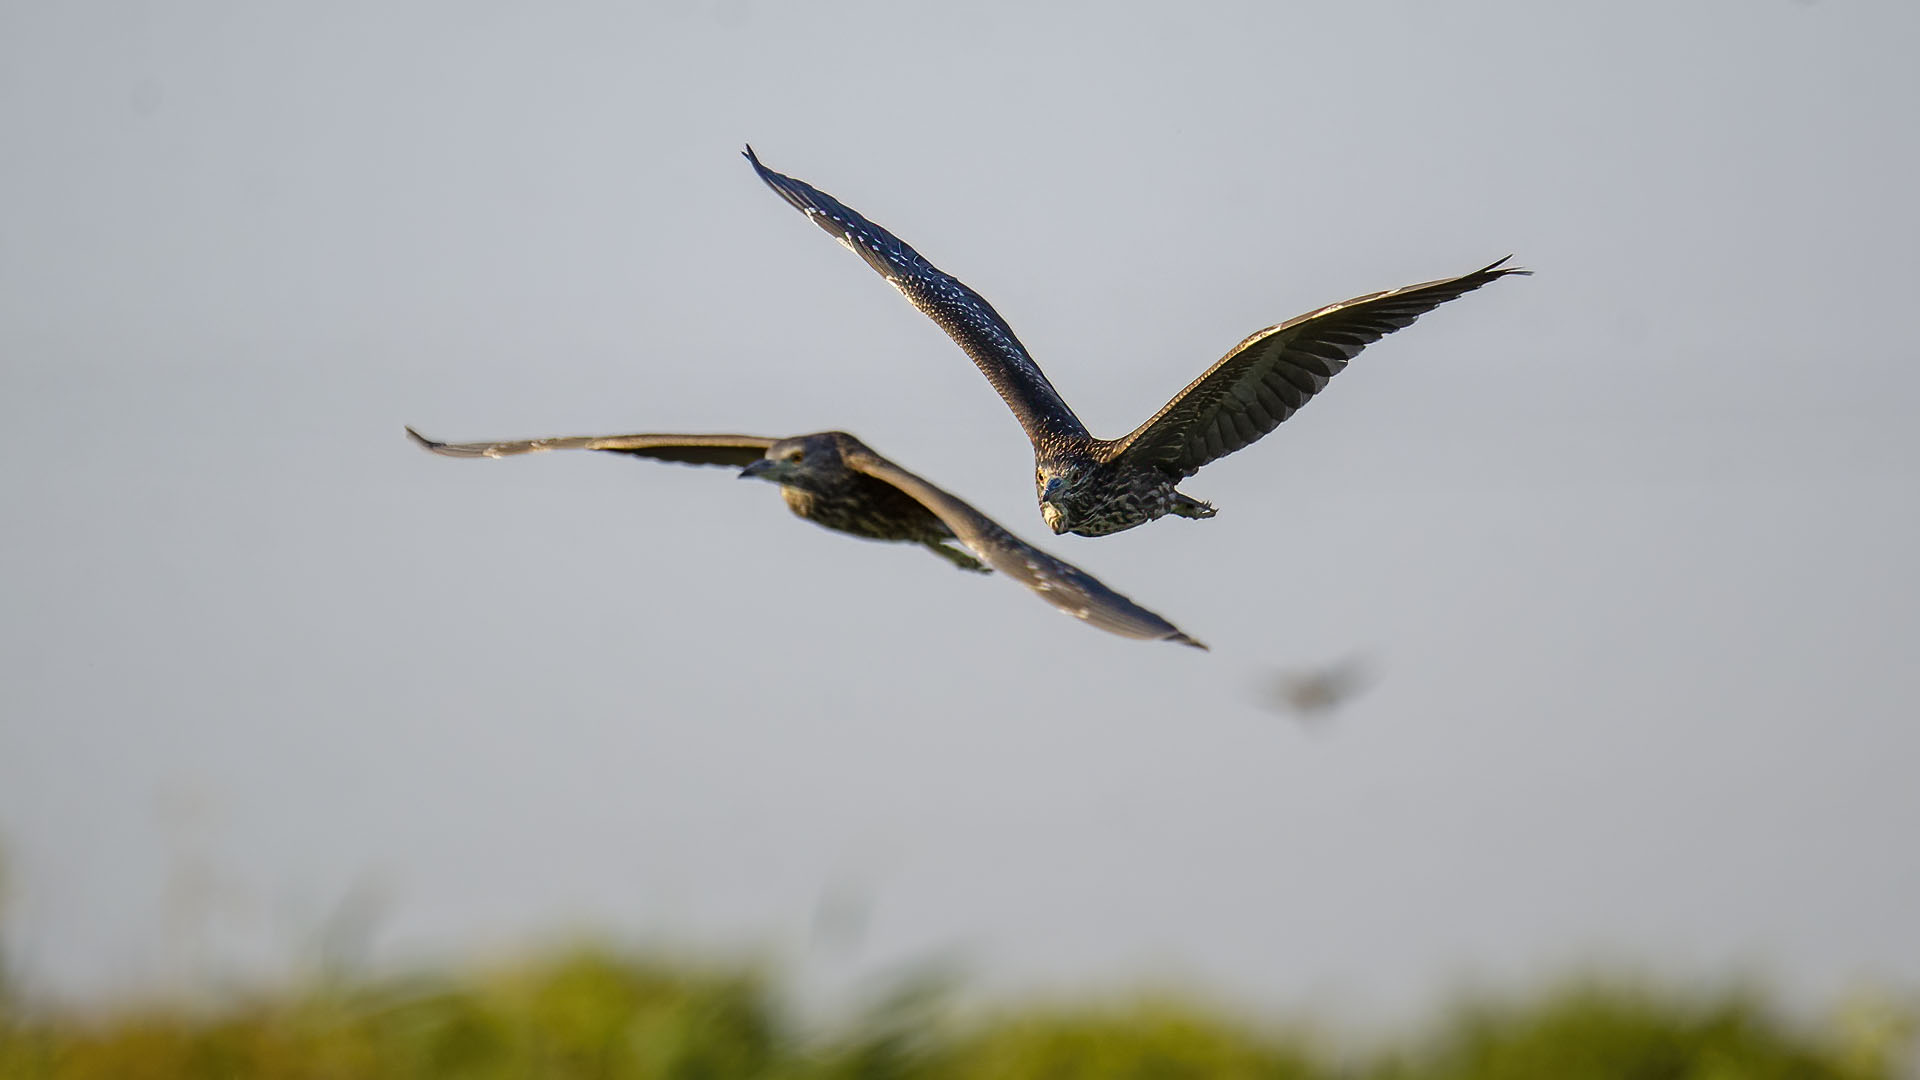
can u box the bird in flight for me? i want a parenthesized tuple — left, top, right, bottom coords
(1267, 655, 1376, 722)
(744, 146, 1529, 537)
(406, 426, 1204, 648)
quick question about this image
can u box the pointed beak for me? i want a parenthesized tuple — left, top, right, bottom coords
(1040, 478, 1070, 534)
(1041, 502, 1068, 535)
(739, 458, 779, 481)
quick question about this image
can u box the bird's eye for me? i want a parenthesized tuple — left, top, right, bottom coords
(789, 450, 805, 463)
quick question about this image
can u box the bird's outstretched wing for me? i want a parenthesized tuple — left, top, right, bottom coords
(1100, 258, 1529, 479)
(744, 146, 1089, 446)
(405, 427, 774, 466)
(840, 444, 1205, 648)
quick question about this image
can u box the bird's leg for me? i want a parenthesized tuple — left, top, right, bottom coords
(924, 540, 992, 574)
(1170, 492, 1217, 520)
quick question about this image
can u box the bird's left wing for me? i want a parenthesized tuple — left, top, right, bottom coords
(406, 427, 775, 466)
(1099, 258, 1529, 479)
(841, 445, 1205, 648)
(744, 146, 1090, 447)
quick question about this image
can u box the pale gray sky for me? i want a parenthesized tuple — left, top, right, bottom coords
(2, 0, 1916, 1019)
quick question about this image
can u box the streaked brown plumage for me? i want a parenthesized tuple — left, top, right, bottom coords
(745, 146, 1530, 536)
(405, 426, 1203, 647)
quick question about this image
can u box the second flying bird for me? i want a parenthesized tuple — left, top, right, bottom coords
(745, 146, 1528, 538)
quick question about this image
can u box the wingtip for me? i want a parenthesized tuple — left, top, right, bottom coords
(1173, 633, 1210, 651)
(741, 143, 759, 166)
(1485, 254, 1534, 277)
(403, 425, 439, 451)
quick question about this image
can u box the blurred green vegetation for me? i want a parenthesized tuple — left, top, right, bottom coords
(0, 948, 1910, 1079)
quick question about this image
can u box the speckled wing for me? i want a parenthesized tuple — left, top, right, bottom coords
(841, 446, 1205, 648)
(1100, 258, 1529, 479)
(405, 427, 775, 466)
(744, 146, 1089, 446)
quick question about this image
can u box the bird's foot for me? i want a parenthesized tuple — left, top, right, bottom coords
(927, 541, 993, 574)
(1171, 493, 1217, 520)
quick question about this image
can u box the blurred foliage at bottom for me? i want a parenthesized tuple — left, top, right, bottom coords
(0, 948, 1910, 1078)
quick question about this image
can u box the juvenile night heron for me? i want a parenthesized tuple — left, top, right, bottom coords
(745, 146, 1529, 537)
(406, 427, 1203, 647)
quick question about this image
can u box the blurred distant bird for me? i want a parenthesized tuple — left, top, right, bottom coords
(1268, 656, 1375, 720)
(745, 146, 1528, 537)
(406, 427, 1203, 647)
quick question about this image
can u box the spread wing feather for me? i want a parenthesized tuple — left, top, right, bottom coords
(405, 427, 774, 466)
(841, 445, 1205, 648)
(1100, 259, 1529, 478)
(744, 146, 1088, 445)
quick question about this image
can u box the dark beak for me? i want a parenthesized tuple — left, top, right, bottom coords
(739, 459, 776, 480)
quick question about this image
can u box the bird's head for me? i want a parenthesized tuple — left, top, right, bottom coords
(740, 432, 854, 491)
(1035, 465, 1084, 535)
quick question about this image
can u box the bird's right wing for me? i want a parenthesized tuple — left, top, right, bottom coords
(406, 427, 775, 466)
(744, 146, 1089, 446)
(842, 445, 1205, 648)
(1100, 258, 1529, 479)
